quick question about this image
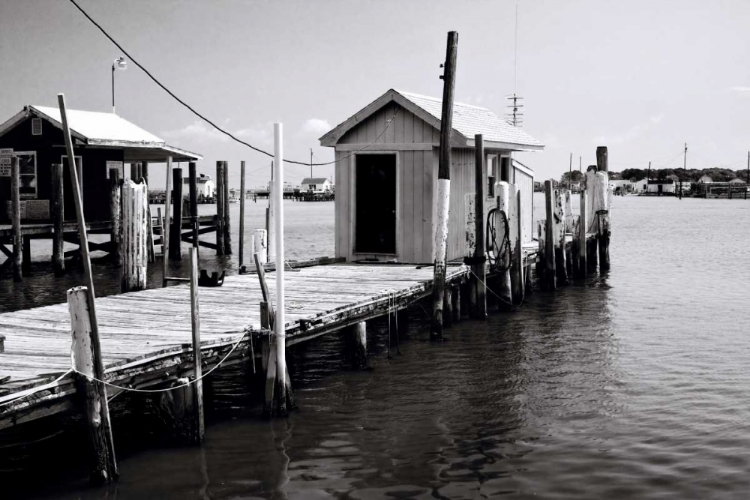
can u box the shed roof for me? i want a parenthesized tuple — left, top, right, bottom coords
(301, 177, 330, 184)
(319, 89, 543, 151)
(0, 105, 202, 162)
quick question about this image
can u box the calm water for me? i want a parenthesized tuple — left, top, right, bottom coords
(4, 195, 750, 499)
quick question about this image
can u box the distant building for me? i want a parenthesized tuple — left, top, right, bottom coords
(646, 179, 675, 195)
(183, 173, 214, 201)
(609, 179, 633, 194)
(697, 175, 713, 184)
(728, 177, 746, 185)
(301, 177, 332, 194)
(633, 178, 648, 193)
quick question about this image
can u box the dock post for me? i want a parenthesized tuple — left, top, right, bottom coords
(431, 31, 458, 340)
(251, 229, 267, 265)
(595, 171, 611, 271)
(68, 286, 118, 483)
(22, 235, 31, 276)
(443, 286, 453, 327)
(120, 180, 148, 292)
(109, 168, 121, 266)
(11, 156, 22, 282)
(579, 191, 587, 276)
(470, 134, 487, 319)
(162, 157, 173, 286)
(215, 161, 225, 256)
(346, 321, 368, 370)
(564, 190, 573, 277)
(544, 180, 557, 290)
(169, 167, 183, 260)
(141, 161, 149, 185)
(51, 162, 65, 275)
(571, 215, 581, 278)
(273, 123, 289, 417)
(189, 161, 199, 251)
(451, 285, 461, 322)
(129, 162, 138, 181)
(495, 181, 512, 310)
(260, 301, 277, 418)
(509, 184, 525, 304)
(239, 160, 246, 267)
(189, 247, 204, 443)
(596, 146, 608, 173)
(223, 161, 232, 255)
(585, 167, 598, 273)
(268, 162, 275, 263)
(554, 188, 568, 286)
(537, 220, 547, 290)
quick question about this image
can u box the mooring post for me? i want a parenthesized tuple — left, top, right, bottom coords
(120, 180, 148, 292)
(451, 285, 461, 322)
(11, 156, 22, 282)
(579, 191, 587, 276)
(141, 161, 149, 185)
(595, 171, 611, 271)
(585, 166, 598, 273)
(443, 286, 453, 327)
(260, 300, 277, 417)
(51, 162, 65, 276)
(537, 220, 547, 290)
(169, 167, 183, 260)
(564, 190, 573, 277)
(554, 188, 568, 286)
(189, 247, 204, 443)
(596, 146, 608, 173)
(431, 30, 458, 340)
(571, 215, 581, 278)
(495, 181, 512, 309)
(68, 287, 118, 483)
(471, 134, 487, 319)
(273, 123, 289, 417)
(223, 161, 232, 255)
(109, 168, 121, 266)
(22, 235, 31, 276)
(251, 229, 268, 265)
(239, 160, 246, 268)
(130, 162, 138, 181)
(215, 161, 225, 256)
(162, 156, 173, 286)
(509, 184, 525, 304)
(544, 180, 557, 290)
(347, 321, 368, 370)
(189, 161, 199, 251)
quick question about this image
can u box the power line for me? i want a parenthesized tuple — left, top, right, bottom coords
(67, 0, 396, 168)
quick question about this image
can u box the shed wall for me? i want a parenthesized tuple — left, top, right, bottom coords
(338, 102, 439, 146)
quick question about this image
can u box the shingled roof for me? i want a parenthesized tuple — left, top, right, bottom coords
(319, 89, 543, 151)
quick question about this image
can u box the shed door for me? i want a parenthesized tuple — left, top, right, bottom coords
(355, 154, 396, 254)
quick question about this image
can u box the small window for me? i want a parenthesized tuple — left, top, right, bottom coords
(487, 155, 497, 198)
(31, 118, 42, 136)
(16, 151, 38, 199)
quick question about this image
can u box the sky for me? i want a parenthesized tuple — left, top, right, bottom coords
(2, 0, 750, 189)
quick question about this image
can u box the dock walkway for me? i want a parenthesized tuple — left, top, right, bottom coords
(0, 262, 469, 429)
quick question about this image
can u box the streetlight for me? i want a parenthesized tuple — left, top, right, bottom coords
(111, 57, 127, 114)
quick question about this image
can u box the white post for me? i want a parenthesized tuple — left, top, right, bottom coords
(273, 123, 287, 415)
(251, 228, 268, 265)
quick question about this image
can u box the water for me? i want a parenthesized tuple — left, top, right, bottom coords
(4, 196, 750, 498)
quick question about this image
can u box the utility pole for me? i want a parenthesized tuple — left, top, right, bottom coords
(569, 152, 572, 189)
(746, 151, 749, 184)
(310, 148, 313, 179)
(431, 31, 458, 340)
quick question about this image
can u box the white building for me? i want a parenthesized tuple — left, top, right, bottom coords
(646, 180, 675, 194)
(301, 177, 333, 193)
(183, 173, 215, 201)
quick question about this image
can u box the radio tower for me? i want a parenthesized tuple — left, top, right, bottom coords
(506, 1, 524, 127)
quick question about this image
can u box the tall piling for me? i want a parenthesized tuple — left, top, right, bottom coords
(189, 161, 199, 250)
(169, 167, 183, 260)
(495, 181, 512, 309)
(51, 162, 65, 275)
(223, 161, 231, 255)
(239, 160, 246, 267)
(11, 156, 21, 282)
(543, 180, 556, 290)
(215, 161, 225, 256)
(509, 184, 524, 304)
(109, 169, 121, 266)
(120, 180, 148, 292)
(470, 134, 487, 319)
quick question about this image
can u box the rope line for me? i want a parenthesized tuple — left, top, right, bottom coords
(0, 369, 75, 408)
(67, 0, 398, 168)
(467, 267, 523, 310)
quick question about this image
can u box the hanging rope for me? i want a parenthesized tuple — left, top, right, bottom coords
(486, 207, 511, 273)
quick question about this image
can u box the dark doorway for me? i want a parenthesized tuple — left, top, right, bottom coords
(355, 154, 396, 254)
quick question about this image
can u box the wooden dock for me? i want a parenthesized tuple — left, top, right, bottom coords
(0, 261, 469, 430)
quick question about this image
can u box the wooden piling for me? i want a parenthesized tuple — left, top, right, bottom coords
(585, 167, 598, 273)
(554, 188, 568, 286)
(579, 191, 587, 276)
(564, 190, 573, 277)
(189, 161, 199, 250)
(120, 180, 148, 292)
(570, 215, 581, 277)
(471, 134, 487, 319)
(347, 321, 368, 370)
(443, 286, 453, 327)
(109, 168, 121, 266)
(68, 286, 118, 483)
(431, 31, 458, 340)
(596, 146, 608, 172)
(169, 167, 183, 260)
(141, 161, 149, 185)
(223, 161, 232, 255)
(21, 235, 31, 276)
(130, 162, 139, 181)
(509, 184, 525, 304)
(537, 220, 547, 290)
(216, 161, 225, 256)
(260, 300, 277, 418)
(11, 156, 21, 282)
(451, 285, 461, 322)
(239, 160, 246, 267)
(251, 229, 268, 265)
(495, 181, 512, 309)
(189, 247, 204, 443)
(595, 171, 611, 271)
(543, 180, 556, 290)
(162, 157, 173, 285)
(51, 162, 65, 275)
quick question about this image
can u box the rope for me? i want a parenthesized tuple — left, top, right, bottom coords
(467, 267, 523, 310)
(486, 207, 511, 273)
(0, 369, 75, 408)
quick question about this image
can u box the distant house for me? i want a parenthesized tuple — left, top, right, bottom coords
(301, 177, 332, 193)
(319, 88, 543, 263)
(728, 177, 746, 185)
(697, 175, 713, 184)
(633, 178, 648, 193)
(609, 179, 633, 194)
(646, 179, 675, 195)
(182, 173, 214, 201)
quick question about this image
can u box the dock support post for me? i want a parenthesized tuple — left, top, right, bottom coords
(579, 191, 587, 276)
(537, 221, 547, 290)
(141, 161, 149, 185)
(443, 286, 453, 327)
(554, 188, 568, 286)
(544, 180, 557, 290)
(251, 229, 268, 265)
(571, 215, 581, 278)
(169, 167, 183, 260)
(22, 235, 31, 276)
(585, 167, 598, 273)
(120, 180, 148, 292)
(451, 285, 461, 322)
(273, 124, 288, 417)
(260, 301, 277, 418)
(470, 134, 487, 319)
(189, 161, 199, 251)
(223, 161, 232, 255)
(109, 168, 121, 266)
(51, 162, 65, 275)
(509, 184, 525, 304)
(68, 287, 118, 483)
(495, 181, 512, 310)
(595, 171, 610, 271)
(11, 156, 21, 282)
(216, 161, 225, 256)
(162, 157, 172, 286)
(346, 321, 368, 370)
(431, 31, 458, 340)
(189, 247, 204, 443)
(239, 160, 246, 267)
(564, 190, 573, 277)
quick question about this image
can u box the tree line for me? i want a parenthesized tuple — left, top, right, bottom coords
(560, 167, 749, 184)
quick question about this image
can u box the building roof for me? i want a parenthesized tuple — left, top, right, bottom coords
(0, 105, 202, 162)
(301, 177, 330, 184)
(319, 89, 544, 151)
(729, 177, 746, 184)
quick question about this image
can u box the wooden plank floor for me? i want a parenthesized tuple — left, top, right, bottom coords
(0, 263, 468, 425)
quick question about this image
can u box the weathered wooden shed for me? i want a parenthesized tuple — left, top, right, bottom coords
(319, 89, 543, 264)
(0, 105, 200, 223)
